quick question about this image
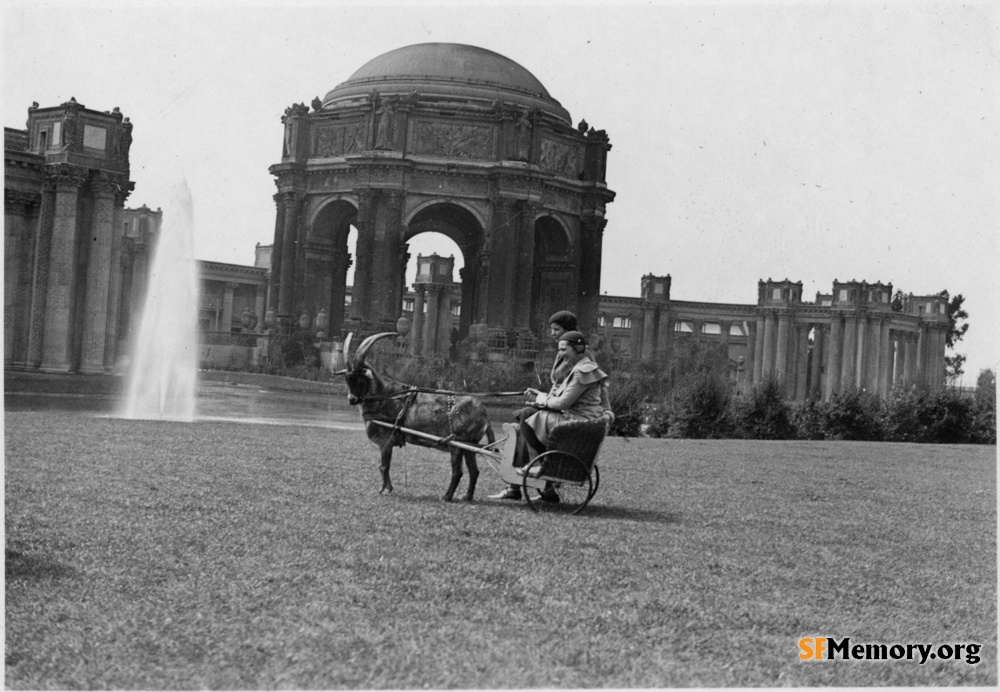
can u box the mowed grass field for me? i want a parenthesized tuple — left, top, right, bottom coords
(5, 410, 996, 689)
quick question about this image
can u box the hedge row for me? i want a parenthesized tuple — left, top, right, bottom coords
(647, 374, 996, 444)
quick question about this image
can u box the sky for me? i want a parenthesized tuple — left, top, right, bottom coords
(4, 1, 998, 384)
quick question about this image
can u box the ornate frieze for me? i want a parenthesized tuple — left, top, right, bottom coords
(539, 137, 581, 178)
(306, 170, 357, 192)
(413, 121, 492, 159)
(314, 122, 367, 157)
(409, 174, 486, 197)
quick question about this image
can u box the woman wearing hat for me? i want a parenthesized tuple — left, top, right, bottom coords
(510, 331, 611, 503)
(521, 330, 609, 457)
(489, 310, 580, 501)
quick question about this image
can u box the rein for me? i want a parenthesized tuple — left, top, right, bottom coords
(358, 386, 526, 402)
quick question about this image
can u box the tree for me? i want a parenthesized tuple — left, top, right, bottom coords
(941, 291, 969, 382)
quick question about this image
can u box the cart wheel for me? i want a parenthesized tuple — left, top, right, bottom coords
(521, 451, 593, 515)
(590, 464, 600, 500)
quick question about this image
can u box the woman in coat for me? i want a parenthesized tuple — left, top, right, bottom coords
(521, 330, 609, 457)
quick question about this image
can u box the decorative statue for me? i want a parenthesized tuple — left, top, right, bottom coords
(312, 96, 322, 112)
(375, 98, 395, 149)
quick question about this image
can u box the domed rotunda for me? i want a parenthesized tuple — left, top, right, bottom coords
(268, 43, 615, 347)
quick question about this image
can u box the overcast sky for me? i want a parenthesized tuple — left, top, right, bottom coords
(5, 1, 998, 383)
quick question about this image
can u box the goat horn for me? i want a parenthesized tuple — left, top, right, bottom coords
(343, 332, 354, 370)
(352, 332, 398, 370)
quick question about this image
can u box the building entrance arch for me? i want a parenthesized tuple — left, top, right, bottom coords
(293, 198, 357, 337)
(532, 215, 576, 336)
(405, 202, 485, 339)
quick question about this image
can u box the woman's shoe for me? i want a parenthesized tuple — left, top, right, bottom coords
(488, 486, 522, 501)
(533, 488, 560, 503)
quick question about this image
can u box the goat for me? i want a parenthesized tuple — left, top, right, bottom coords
(340, 332, 495, 501)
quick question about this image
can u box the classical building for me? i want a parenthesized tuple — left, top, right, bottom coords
(591, 275, 950, 398)
(4, 99, 139, 373)
(198, 247, 269, 334)
(265, 42, 615, 343)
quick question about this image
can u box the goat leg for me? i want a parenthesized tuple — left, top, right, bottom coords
(464, 450, 479, 502)
(379, 447, 394, 495)
(443, 449, 463, 502)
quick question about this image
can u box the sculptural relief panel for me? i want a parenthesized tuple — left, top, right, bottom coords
(412, 120, 494, 160)
(539, 137, 581, 178)
(314, 121, 367, 157)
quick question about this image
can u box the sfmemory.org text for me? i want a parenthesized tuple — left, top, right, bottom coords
(799, 637, 981, 665)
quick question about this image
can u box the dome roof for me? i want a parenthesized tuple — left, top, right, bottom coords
(322, 43, 570, 124)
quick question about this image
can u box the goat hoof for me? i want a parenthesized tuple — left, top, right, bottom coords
(442, 494, 454, 502)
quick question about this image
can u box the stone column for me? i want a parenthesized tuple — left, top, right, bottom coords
(483, 196, 519, 329)
(927, 324, 947, 389)
(41, 166, 88, 371)
(103, 181, 132, 368)
(4, 191, 34, 366)
(825, 314, 844, 400)
(840, 312, 858, 391)
(437, 287, 453, 356)
(902, 335, 916, 383)
(915, 325, 926, 384)
(27, 182, 57, 369)
(577, 218, 606, 334)
(641, 308, 656, 364)
(278, 191, 300, 318)
(719, 320, 731, 357)
(774, 311, 790, 384)
(752, 314, 765, 385)
(744, 321, 757, 390)
(854, 314, 868, 389)
(268, 193, 285, 312)
(514, 202, 538, 330)
(221, 283, 236, 333)
(374, 189, 405, 324)
(762, 311, 777, 379)
(410, 285, 425, 356)
(794, 324, 810, 400)
(80, 174, 118, 373)
(809, 325, 825, 400)
(423, 285, 440, 358)
(866, 316, 882, 394)
(656, 310, 673, 366)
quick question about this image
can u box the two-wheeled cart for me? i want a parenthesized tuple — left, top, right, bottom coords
(367, 417, 608, 515)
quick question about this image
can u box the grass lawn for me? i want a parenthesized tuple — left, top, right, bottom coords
(5, 411, 996, 688)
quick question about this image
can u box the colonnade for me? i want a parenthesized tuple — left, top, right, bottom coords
(746, 310, 948, 400)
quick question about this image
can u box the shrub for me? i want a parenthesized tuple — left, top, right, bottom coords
(605, 373, 670, 437)
(970, 397, 996, 445)
(883, 384, 933, 443)
(823, 388, 886, 441)
(884, 384, 985, 444)
(731, 376, 795, 440)
(925, 388, 976, 444)
(792, 398, 827, 440)
(667, 371, 733, 439)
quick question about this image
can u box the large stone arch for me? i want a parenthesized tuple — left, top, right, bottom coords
(404, 201, 486, 339)
(301, 197, 357, 336)
(531, 214, 576, 336)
